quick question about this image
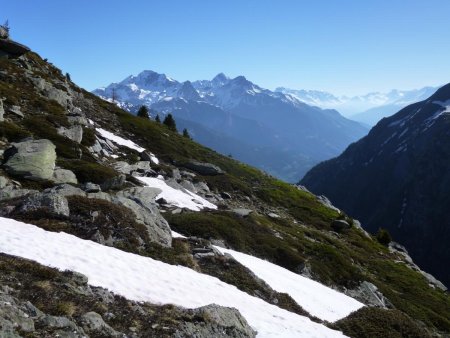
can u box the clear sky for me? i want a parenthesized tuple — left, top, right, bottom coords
(2, 0, 449, 95)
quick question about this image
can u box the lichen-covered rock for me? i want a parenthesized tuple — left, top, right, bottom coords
(175, 304, 256, 338)
(44, 184, 86, 197)
(3, 139, 56, 181)
(52, 168, 78, 184)
(183, 160, 225, 176)
(19, 191, 70, 217)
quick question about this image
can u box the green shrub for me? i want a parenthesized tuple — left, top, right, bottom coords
(376, 228, 392, 246)
(81, 127, 96, 147)
(59, 159, 118, 184)
(333, 307, 431, 338)
(0, 121, 32, 142)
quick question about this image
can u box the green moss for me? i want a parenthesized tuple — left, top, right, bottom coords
(80, 127, 96, 147)
(333, 307, 431, 338)
(0, 121, 32, 142)
(58, 159, 118, 185)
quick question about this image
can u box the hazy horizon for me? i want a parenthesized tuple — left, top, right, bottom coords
(3, 0, 450, 96)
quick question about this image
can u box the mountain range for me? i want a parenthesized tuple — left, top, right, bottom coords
(93, 72, 368, 182)
(301, 83, 450, 288)
(277, 86, 439, 126)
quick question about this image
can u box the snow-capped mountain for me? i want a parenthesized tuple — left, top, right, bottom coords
(93, 71, 368, 182)
(276, 86, 439, 125)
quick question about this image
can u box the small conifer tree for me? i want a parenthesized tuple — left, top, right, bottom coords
(155, 114, 161, 123)
(137, 105, 149, 119)
(163, 113, 177, 131)
(182, 128, 191, 139)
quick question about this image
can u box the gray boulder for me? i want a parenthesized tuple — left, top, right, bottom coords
(175, 304, 256, 338)
(183, 160, 225, 176)
(114, 187, 172, 247)
(114, 161, 152, 176)
(19, 192, 70, 217)
(51, 168, 78, 184)
(82, 182, 101, 193)
(346, 281, 392, 309)
(80, 312, 120, 337)
(331, 219, 351, 232)
(44, 184, 86, 197)
(100, 174, 126, 191)
(232, 208, 253, 217)
(3, 139, 56, 181)
(57, 125, 83, 144)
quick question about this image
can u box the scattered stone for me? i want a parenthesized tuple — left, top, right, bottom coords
(346, 281, 392, 309)
(183, 160, 225, 176)
(45, 184, 86, 197)
(171, 168, 182, 180)
(3, 139, 56, 181)
(0, 97, 5, 122)
(7, 105, 24, 118)
(82, 182, 101, 193)
(232, 208, 253, 217)
(331, 219, 351, 232)
(176, 304, 256, 338)
(156, 197, 168, 205)
(80, 312, 120, 337)
(57, 125, 83, 144)
(317, 195, 341, 213)
(19, 191, 70, 217)
(180, 179, 197, 193)
(267, 212, 281, 219)
(100, 174, 126, 191)
(51, 168, 78, 184)
(220, 192, 232, 199)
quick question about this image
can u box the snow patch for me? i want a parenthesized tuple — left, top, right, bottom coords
(0, 217, 348, 338)
(137, 177, 217, 211)
(96, 128, 146, 153)
(215, 246, 364, 322)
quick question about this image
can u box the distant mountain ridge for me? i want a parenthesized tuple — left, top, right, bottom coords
(276, 86, 439, 125)
(94, 71, 368, 182)
(300, 83, 450, 287)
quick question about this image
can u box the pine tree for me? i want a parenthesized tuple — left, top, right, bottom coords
(137, 105, 149, 119)
(163, 113, 177, 132)
(155, 114, 161, 123)
(182, 128, 191, 139)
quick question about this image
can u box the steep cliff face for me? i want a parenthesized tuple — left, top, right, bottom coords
(302, 84, 450, 288)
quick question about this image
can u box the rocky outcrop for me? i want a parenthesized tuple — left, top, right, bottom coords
(57, 125, 83, 143)
(175, 304, 256, 338)
(3, 139, 56, 181)
(115, 186, 172, 247)
(183, 160, 225, 176)
(346, 281, 392, 309)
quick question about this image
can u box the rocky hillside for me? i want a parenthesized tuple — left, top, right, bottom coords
(301, 84, 450, 289)
(0, 50, 449, 337)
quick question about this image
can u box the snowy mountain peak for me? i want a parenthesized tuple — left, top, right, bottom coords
(212, 72, 229, 86)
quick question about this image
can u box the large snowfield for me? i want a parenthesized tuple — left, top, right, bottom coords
(0, 217, 352, 337)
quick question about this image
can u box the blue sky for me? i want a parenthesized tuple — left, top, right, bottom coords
(3, 0, 449, 95)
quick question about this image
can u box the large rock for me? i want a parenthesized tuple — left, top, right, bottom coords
(57, 125, 83, 144)
(3, 139, 56, 181)
(51, 168, 78, 184)
(44, 184, 86, 197)
(114, 186, 172, 247)
(175, 304, 256, 338)
(80, 312, 120, 337)
(18, 191, 70, 217)
(346, 281, 391, 309)
(183, 160, 225, 176)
